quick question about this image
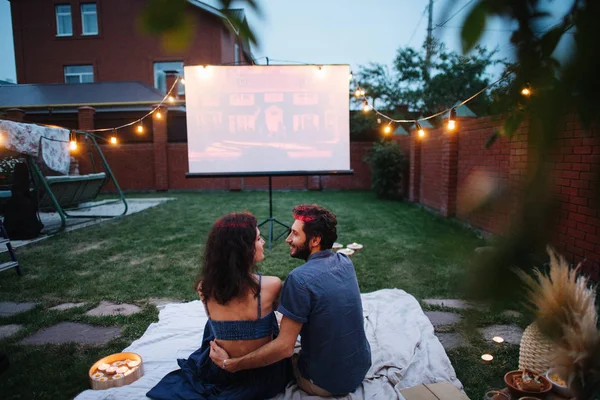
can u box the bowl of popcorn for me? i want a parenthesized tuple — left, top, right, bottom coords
(545, 368, 573, 398)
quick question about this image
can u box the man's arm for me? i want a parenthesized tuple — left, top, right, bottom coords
(209, 316, 302, 373)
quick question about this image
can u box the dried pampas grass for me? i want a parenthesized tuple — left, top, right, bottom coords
(518, 246, 600, 399)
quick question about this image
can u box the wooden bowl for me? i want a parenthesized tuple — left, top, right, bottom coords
(504, 370, 552, 399)
(89, 352, 144, 390)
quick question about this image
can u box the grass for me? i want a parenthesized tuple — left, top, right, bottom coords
(0, 191, 521, 399)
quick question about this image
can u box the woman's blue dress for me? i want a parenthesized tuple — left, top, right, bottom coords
(147, 302, 292, 399)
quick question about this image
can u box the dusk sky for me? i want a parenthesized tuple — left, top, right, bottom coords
(0, 0, 573, 83)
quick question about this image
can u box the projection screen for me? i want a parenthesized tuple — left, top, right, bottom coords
(184, 65, 351, 176)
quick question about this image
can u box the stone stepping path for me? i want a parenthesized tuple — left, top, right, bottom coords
(436, 333, 468, 350)
(0, 302, 37, 317)
(86, 301, 141, 317)
(423, 299, 525, 351)
(479, 324, 523, 345)
(20, 322, 121, 345)
(50, 302, 87, 311)
(424, 311, 462, 327)
(0, 324, 23, 339)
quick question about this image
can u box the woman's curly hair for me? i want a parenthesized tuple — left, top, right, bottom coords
(196, 212, 260, 304)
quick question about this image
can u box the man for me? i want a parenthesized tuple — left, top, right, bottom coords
(210, 204, 371, 396)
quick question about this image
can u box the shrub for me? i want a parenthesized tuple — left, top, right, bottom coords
(364, 140, 407, 199)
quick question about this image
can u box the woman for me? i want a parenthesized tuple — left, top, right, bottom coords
(147, 212, 292, 400)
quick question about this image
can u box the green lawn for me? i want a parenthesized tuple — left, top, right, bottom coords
(0, 191, 523, 399)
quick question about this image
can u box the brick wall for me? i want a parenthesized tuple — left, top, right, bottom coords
(410, 114, 599, 279)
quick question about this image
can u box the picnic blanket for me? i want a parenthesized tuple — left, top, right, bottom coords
(0, 119, 70, 174)
(75, 289, 463, 399)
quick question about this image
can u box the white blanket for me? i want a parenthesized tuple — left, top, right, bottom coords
(76, 289, 462, 400)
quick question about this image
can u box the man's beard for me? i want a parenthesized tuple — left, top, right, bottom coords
(290, 239, 311, 261)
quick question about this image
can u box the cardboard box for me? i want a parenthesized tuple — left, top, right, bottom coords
(400, 382, 470, 400)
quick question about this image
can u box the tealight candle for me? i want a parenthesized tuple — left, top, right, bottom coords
(481, 354, 493, 363)
(492, 336, 504, 344)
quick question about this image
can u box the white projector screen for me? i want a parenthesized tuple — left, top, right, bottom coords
(183, 65, 350, 175)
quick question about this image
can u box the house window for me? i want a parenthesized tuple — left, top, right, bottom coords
(64, 65, 94, 83)
(81, 3, 98, 35)
(234, 41, 240, 64)
(55, 5, 73, 36)
(154, 61, 185, 94)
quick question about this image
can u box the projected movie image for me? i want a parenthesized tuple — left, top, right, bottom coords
(184, 65, 350, 174)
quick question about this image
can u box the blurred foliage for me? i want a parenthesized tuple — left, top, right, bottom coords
(139, 0, 262, 53)
(352, 42, 503, 119)
(364, 141, 408, 199)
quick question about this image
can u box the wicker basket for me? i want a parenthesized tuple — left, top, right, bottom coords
(519, 322, 555, 374)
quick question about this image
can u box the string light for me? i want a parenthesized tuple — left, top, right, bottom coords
(447, 108, 457, 131)
(168, 96, 175, 103)
(349, 71, 353, 81)
(383, 123, 392, 134)
(110, 130, 118, 145)
(354, 89, 362, 98)
(362, 100, 371, 112)
(416, 121, 425, 138)
(69, 130, 77, 151)
(156, 110, 162, 119)
(377, 117, 382, 124)
(180, 77, 185, 85)
(137, 123, 144, 134)
(521, 87, 531, 97)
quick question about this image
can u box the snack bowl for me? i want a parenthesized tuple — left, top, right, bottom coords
(332, 242, 343, 250)
(546, 368, 573, 398)
(89, 352, 143, 390)
(504, 370, 552, 399)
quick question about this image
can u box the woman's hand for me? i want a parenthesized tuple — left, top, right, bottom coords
(209, 340, 235, 372)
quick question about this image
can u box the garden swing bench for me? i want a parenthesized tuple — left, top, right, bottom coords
(0, 119, 127, 233)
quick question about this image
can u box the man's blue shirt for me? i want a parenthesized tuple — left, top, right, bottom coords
(278, 249, 372, 395)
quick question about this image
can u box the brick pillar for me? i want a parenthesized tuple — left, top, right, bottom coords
(409, 132, 421, 202)
(152, 105, 169, 191)
(77, 106, 95, 131)
(439, 127, 459, 217)
(6, 108, 25, 122)
(165, 70, 179, 99)
(307, 176, 321, 190)
(229, 178, 243, 191)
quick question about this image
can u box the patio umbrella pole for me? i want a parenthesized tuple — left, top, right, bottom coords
(257, 176, 290, 251)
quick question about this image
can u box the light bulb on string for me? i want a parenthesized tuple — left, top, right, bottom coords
(360, 89, 365, 96)
(69, 130, 77, 151)
(110, 130, 118, 145)
(156, 110, 162, 119)
(383, 123, 392, 135)
(180, 77, 185, 85)
(521, 86, 531, 97)
(137, 123, 144, 134)
(447, 108, 457, 131)
(362, 100, 371, 112)
(416, 121, 425, 138)
(168, 95, 175, 103)
(354, 88, 361, 98)
(377, 117, 382, 124)
(349, 71, 353, 81)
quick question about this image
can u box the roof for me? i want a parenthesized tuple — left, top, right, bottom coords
(442, 102, 477, 118)
(0, 80, 15, 85)
(0, 81, 167, 109)
(393, 125, 409, 135)
(410, 118, 434, 130)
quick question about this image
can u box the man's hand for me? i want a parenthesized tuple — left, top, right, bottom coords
(209, 340, 236, 372)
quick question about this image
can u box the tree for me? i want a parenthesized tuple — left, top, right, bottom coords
(353, 42, 502, 119)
